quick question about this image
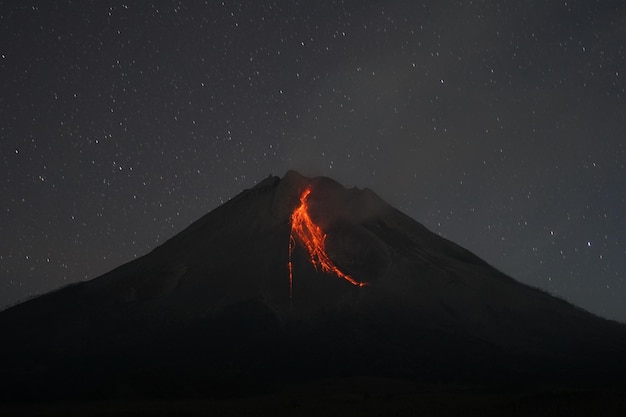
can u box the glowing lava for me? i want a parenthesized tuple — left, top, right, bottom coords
(288, 187, 367, 298)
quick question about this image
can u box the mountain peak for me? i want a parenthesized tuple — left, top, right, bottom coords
(1, 171, 625, 402)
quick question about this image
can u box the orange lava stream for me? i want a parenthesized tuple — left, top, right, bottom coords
(288, 187, 367, 298)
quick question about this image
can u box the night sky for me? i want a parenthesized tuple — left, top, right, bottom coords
(2, 1, 625, 322)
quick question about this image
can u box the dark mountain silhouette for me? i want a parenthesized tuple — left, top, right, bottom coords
(1, 170, 625, 404)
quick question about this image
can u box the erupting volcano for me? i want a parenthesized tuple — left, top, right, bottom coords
(1, 170, 625, 409)
(288, 186, 367, 298)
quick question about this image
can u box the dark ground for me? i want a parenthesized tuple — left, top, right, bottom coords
(2, 377, 625, 417)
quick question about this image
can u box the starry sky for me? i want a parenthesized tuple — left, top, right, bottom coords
(1, 1, 625, 322)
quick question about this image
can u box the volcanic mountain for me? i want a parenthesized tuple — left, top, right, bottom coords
(1, 170, 625, 403)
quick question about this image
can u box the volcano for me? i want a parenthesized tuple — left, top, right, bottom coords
(1, 171, 625, 406)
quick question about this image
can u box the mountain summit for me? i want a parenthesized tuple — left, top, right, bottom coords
(1, 170, 625, 401)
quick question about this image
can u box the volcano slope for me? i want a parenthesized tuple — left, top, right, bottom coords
(1, 170, 625, 403)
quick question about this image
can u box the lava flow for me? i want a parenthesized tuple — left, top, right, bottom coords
(288, 187, 367, 298)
